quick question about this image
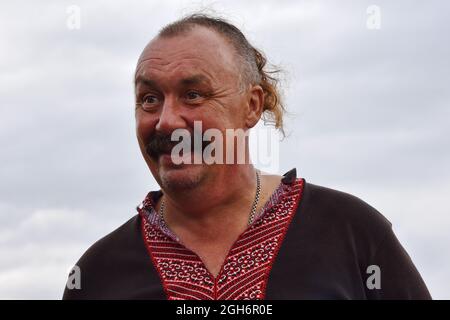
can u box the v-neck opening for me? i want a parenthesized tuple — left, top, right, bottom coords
(143, 183, 290, 282)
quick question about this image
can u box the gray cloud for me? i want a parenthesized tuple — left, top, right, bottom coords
(0, 0, 449, 299)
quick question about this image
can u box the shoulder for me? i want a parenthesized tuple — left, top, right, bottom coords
(280, 179, 431, 299)
(301, 181, 391, 229)
(63, 213, 168, 299)
(296, 180, 393, 259)
(74, 214, 142, 269)
(63, 214, 145, 299)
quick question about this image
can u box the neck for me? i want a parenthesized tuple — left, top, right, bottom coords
(160, 164, 258, 236)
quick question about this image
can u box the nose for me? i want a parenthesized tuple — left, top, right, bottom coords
(155, 96, 187, 134)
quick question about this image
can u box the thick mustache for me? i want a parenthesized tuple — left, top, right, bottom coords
(145, 132, 211, 160)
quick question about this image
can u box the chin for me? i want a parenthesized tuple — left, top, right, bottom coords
(158, 163, 206, 191)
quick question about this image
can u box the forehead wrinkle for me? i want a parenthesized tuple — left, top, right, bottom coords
(139, 34, 231, 62)
(136, 38, 238, 82)
(138, 54, 220, 72)
(138, 45, 217, 66)
(135, 56, 221, 87)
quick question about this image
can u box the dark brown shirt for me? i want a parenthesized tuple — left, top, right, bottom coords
(63, 168, 431, 300)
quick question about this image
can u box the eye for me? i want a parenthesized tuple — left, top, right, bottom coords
(143, 95, 159, 104)
(185, 90, 201, 101)
(140, 94, 160, 111)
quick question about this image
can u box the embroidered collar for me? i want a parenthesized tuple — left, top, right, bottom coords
(137, 168, 298, 242)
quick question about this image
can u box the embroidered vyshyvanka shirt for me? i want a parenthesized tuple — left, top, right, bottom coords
(63, 168, 431, 300)
(138, 171, 303, 300)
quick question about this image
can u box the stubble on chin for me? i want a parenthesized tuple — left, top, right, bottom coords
(158, 166, 206, 192)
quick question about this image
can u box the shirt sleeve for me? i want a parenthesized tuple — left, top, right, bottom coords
(364, 226, 432, 299)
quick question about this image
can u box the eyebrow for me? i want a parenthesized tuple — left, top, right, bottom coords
(134, 75, 158, 88)
(179, 74, 211, 87)
(135, 74, 212, 89)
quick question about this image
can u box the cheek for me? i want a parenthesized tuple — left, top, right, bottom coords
(199, 97, 245, 130)
(190, 110, 227, 131)
(135, 111, 157, 145)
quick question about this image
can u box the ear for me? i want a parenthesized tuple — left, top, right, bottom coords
(244, 85, 264, 129)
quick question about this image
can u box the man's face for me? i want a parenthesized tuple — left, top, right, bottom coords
(134, 26, 250, 191)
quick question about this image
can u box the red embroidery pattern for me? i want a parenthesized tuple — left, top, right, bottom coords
(139, 178, 304, 300)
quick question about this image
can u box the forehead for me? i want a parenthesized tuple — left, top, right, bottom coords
(135, 27, 238, 84)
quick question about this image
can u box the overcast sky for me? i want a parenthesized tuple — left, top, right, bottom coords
(0, 0, 449, 299)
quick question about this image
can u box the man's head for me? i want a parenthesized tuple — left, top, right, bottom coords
(134, 14, 284, 191)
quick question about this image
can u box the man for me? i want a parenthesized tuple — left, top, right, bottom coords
(63, 14, 431, 300)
